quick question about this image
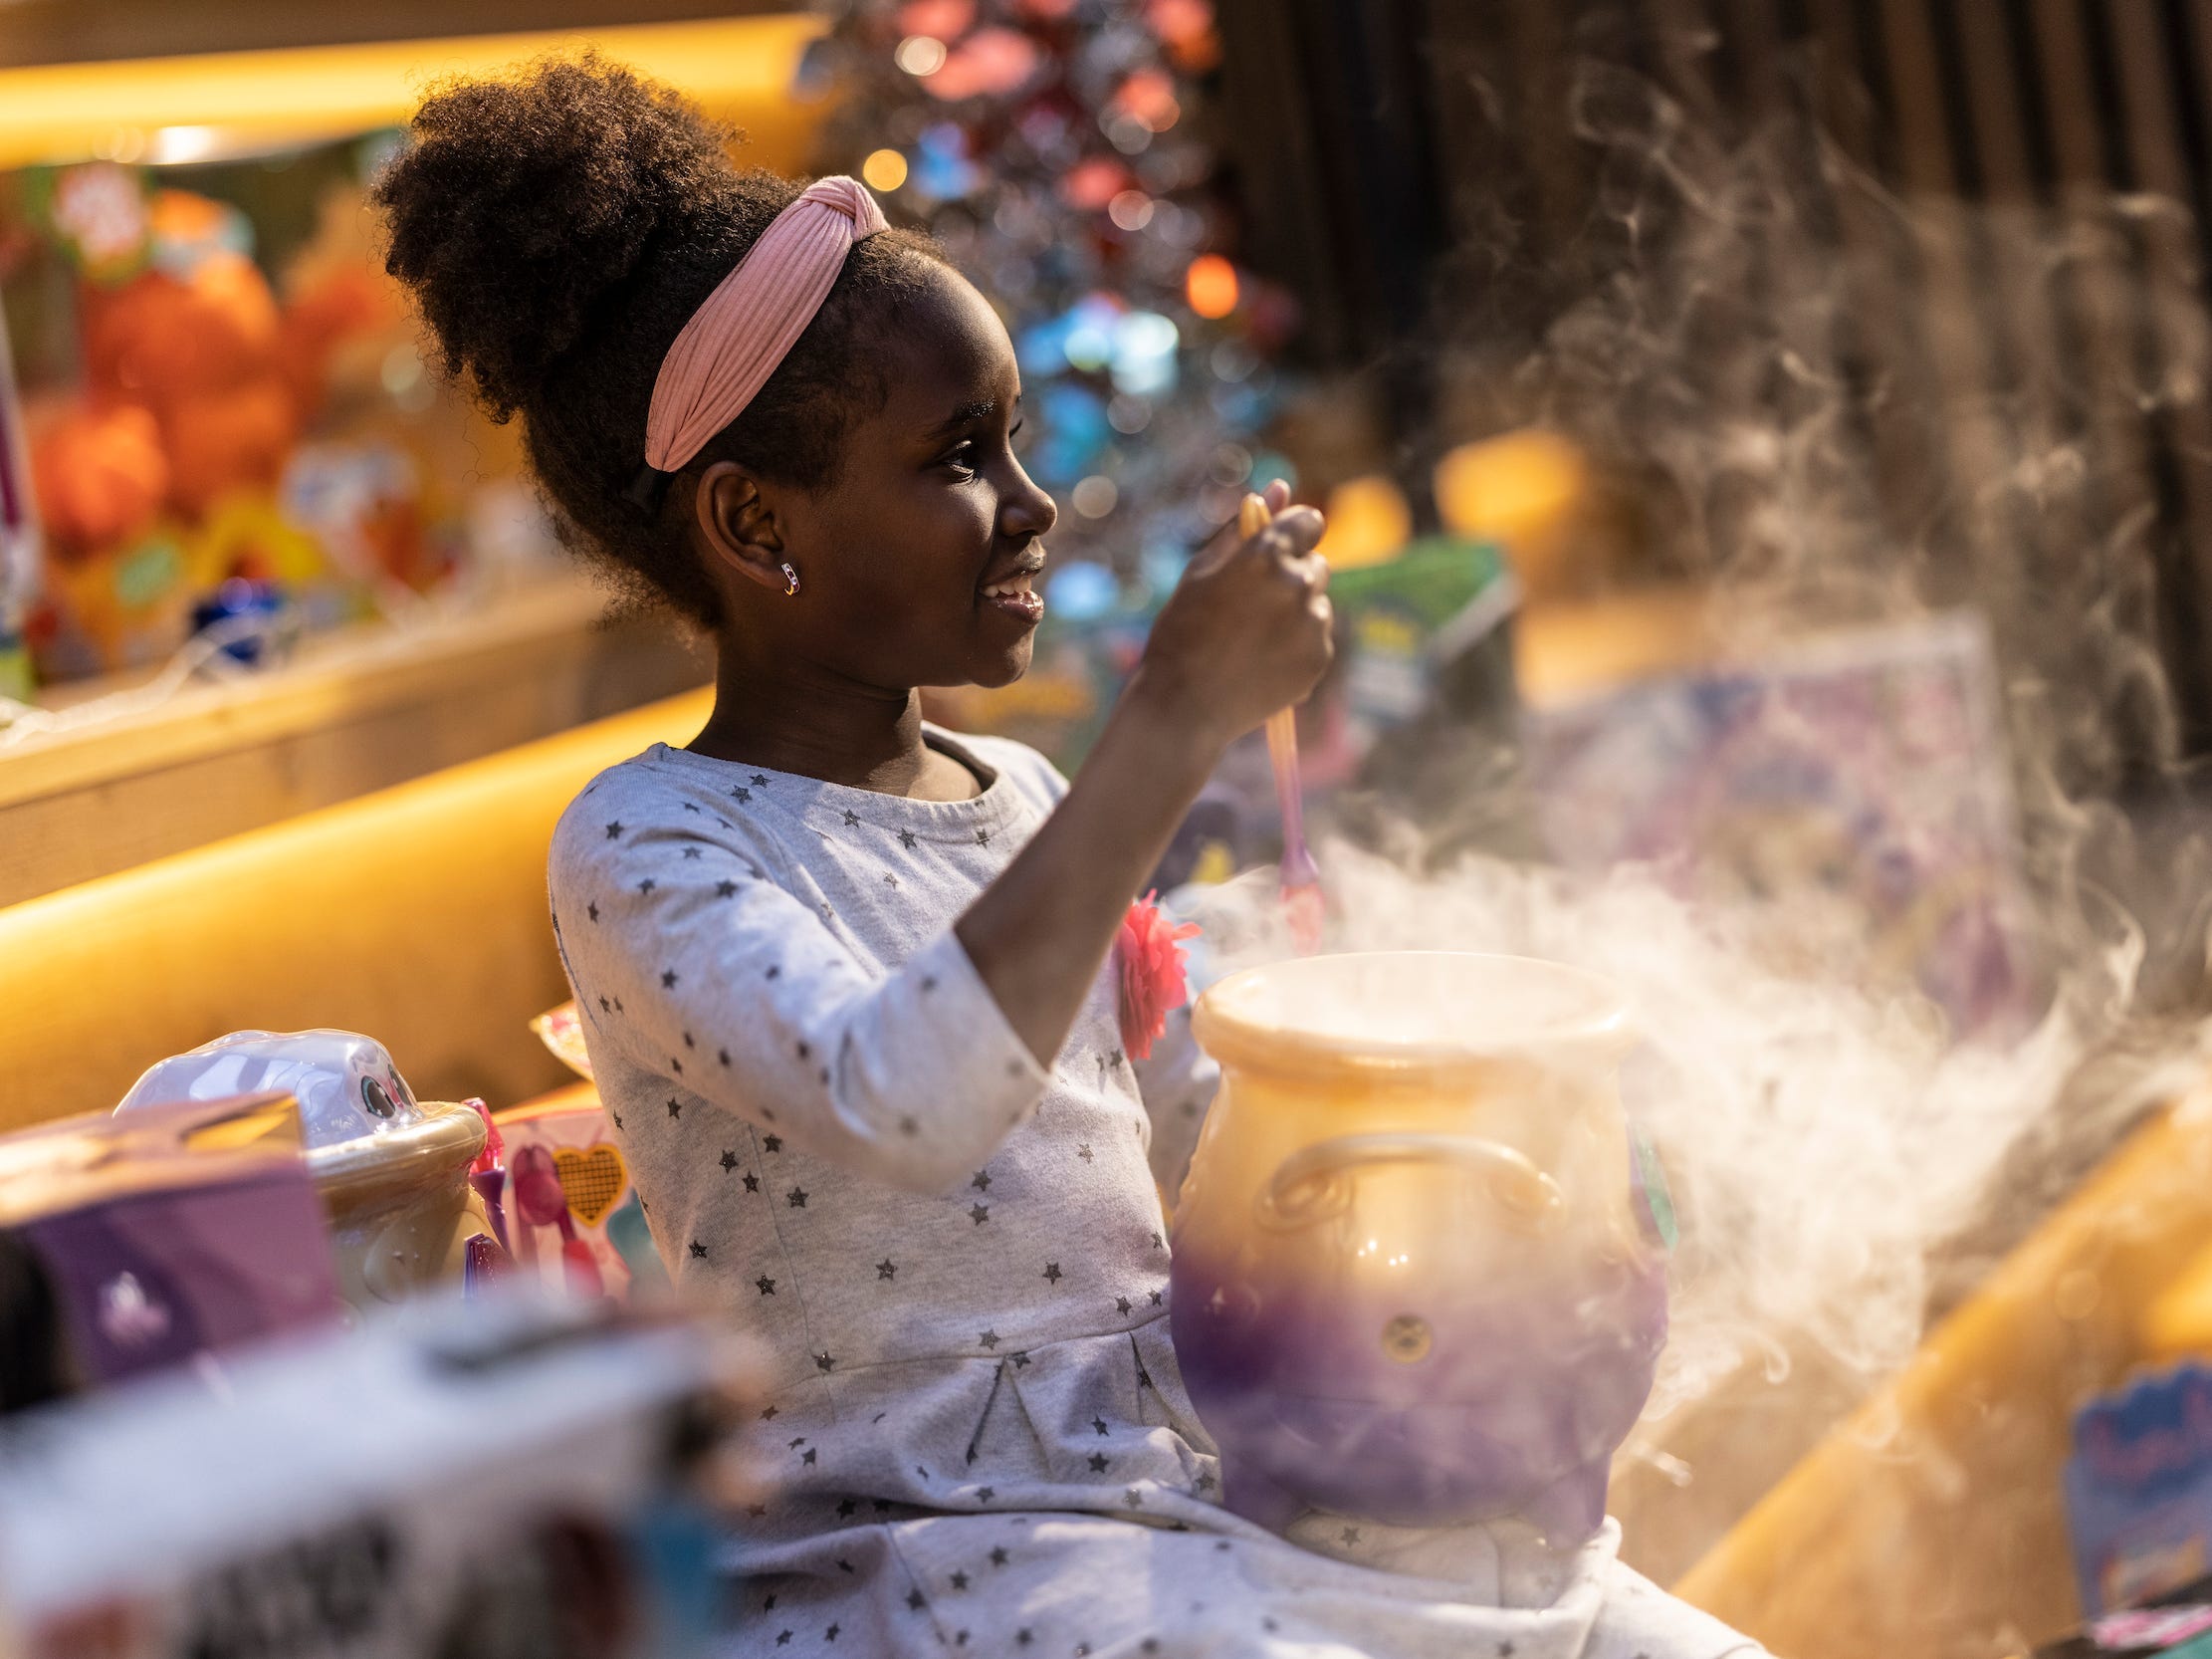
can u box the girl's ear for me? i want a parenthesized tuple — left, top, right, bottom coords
(694, 461, 791, 593)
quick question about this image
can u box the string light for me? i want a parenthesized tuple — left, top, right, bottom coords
(893, 35, 949, 77)
(1185, 253, 1237, 319)
(861, 147, 909, 191)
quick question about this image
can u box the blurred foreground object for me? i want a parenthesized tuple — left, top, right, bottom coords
(0, 1090, 337, 1409)
(117, 1029, 496, 1310)
(0, 1289, 755, 1659)
(1677, 1085, 2212, 1656)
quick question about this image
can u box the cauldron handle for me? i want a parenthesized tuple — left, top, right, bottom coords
(1254, 1133, 1564, 1233)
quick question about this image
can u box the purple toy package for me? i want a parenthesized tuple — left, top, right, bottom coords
(0, 1091, 341, 1404)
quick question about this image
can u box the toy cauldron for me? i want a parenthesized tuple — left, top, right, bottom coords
(1169, 952, 1667, 1540)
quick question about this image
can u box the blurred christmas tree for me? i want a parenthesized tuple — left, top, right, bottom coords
(805, 0, 1300, 605)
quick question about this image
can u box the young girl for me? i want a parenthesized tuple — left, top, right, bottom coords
(375, 58, 1764, 1659)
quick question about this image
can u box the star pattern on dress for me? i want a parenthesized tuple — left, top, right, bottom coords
(604, 821, 624, 839)
(1076, 1143, 1094, 1163)
(681, 846, 703, 860)
(732, 787, 753, 804)
(906, 1590, 927, 1612)
(716, 880, 740, 898)
(787, 1187, 809, 1208)
(971, 1168, 992, 1192)
(877, 1259, 897, 1281)
(949, 1571, 970, 1591)
(841, 810, 860, 828)
(586, 902, 599, 922)
(661, 969, 679, 989)
(688, 1240, 707, 1260)
(1115, 1297, 1133, 1315)
(721, 1150, 739, 1172)
(979, 1329, 1000, 1349)
(976, 829, 992, 845)
(1092, 1416, 1109, 1436)
(1042, 1263, 1062, 1284)
(990, 1546, 1010, 1566)
(666, 1098, 682, 1120)
(1088, 1452, 1110, 1473)
(751, 774, 770, 787)
(743, 1172, 761, 1193)
(637, 877, 657, 896)
(764, 1134, 783, 1152)
(756, 1277, 775, 1296)
(969, 1203, 990, 1225)
(814, 1351, 836, 1372)
(899, 830, 918, 849)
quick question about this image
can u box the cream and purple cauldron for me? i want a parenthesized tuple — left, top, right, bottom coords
(1169, 952, 1668, 1541)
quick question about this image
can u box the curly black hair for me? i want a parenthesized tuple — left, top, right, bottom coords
(372, 54, 949, 627)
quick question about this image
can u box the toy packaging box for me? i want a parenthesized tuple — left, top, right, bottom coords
(1522, 611, 2044, 1043)
(0, 1091, 340, 1403)
(501, 1007, 667, 1303)
(2066, 1364, 2212, 1624)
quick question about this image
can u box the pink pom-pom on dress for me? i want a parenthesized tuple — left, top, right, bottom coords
(1116, 891, 1200, 1062)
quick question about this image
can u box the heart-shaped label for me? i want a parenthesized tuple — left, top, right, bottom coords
(553, 1142, 628, 1229)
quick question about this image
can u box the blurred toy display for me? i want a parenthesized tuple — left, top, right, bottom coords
(1522, 612, 2044, 1045)
(810, 0, 1296, 600)
(0, 142, 548, 690)
(0, 289, 37, 700)
(0, 1290, 747, 1659)
(0, 1092, 340, 1411)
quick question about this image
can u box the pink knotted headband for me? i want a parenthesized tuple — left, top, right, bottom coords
(640, 174, 889, 479)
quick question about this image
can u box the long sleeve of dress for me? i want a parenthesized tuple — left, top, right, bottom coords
(550, 809, 1049, 1195)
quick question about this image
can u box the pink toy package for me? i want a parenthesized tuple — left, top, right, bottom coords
(493, 1086, 667, 1304)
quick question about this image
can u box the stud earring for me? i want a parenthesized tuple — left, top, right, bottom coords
(780, 563, 800, 596)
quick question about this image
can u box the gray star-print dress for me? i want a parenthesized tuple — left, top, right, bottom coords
(548, 731, 1764, 1659)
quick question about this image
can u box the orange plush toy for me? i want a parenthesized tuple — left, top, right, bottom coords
(161, 375, 298, 518)
(77, 192, 300, 522)
(28, 401, 170, 555)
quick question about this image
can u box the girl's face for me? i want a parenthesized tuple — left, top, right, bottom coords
(700, 261, 1059, 693)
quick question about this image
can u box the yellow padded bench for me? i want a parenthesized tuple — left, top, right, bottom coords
(0, 688, 711, 1134)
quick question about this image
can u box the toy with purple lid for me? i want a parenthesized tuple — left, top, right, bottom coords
(1170, 951, 1668, 1541)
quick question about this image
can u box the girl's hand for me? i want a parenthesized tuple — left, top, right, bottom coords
(1125, 479, 1334, 753)
(958, 479, 1330, 1066)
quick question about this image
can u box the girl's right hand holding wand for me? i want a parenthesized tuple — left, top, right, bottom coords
(1121, 477, 1334, 754)
(957, 478, 1332, 1067)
